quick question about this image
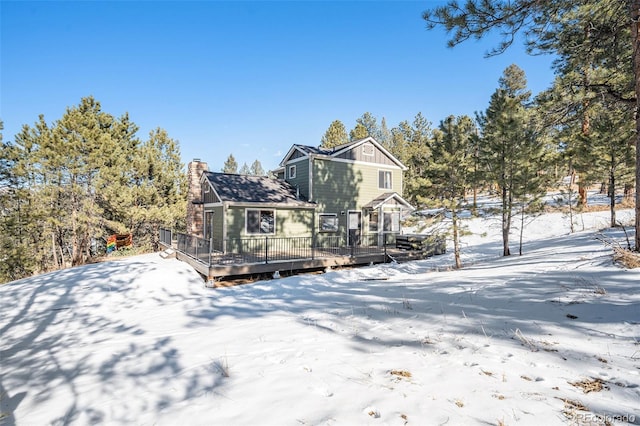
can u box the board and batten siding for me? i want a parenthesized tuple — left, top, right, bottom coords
(202, 184, 220, 204)
(334, 142, 398, 167)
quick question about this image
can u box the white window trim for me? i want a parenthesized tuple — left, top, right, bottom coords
(378, 169, 393, 190)
(382, 210, 401, 233)
(368, 210, 379, 233)
(245, 208, 276, 235)
(318, 213, 339, 233)
(289, 165, 297, 179)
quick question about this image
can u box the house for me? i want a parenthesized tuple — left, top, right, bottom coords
(187, 137, 414, 249)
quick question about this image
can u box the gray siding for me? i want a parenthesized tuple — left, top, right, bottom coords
(335, 142, 397, 167)
(284, 159, 310, 200)
(202, 184, 220, 204)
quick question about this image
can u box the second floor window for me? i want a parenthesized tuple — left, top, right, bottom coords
(379, 170, 392, 189)
(289, 165, 297, 179)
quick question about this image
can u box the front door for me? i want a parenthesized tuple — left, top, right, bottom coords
(347, 211, 361, 246)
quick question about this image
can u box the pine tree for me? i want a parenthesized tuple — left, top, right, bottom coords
(379, 117, 392, 149)
(222, 154, 238, 174)
(584, 101, 636, 227)
(320, 120, 349, 149)
(130, 128, 186, 249)
(349, 112, 381, 142)
(399, 113, 434, 206)
(477, 64, 533, 256)
(239, 163, 251, 175)
(250, 160, 265, 176)
(422, 0, 640, 251)
(427, 115, 476, 269)
(0, 97, 187, 282)
(349, 123, 368, 141)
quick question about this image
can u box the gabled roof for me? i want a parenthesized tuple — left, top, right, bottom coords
(279, 144, 331, 166)
(362, 192, 415, 211)
(279, 137, 407, 170)
(202, 171, 315, 207)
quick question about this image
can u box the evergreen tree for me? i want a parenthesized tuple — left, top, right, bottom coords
(426, 115, 476, 269)
(379, 117, 392, 149)
(130, 128, 187, 250)
(222, 154, 238, 174)
(513, 109, 554, 255)
(239, 163, 251, 175)
(398, 113, 434, 206)
(350, 112, 380, 141)
(250, 159, 265, 176)
(422, 0, 640, 251)
(0, 120, 38, 281)
(349, 123, 368, 141)
(0, 97, 187, 282)
(584, 100, 636, 227)
(320, 120, 349, 149)
(476, 64, 533, 256)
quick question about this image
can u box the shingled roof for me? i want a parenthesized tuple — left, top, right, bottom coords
(202, 171, 315, 207)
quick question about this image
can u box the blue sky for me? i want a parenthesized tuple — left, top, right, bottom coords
(1, 1, 556, 172)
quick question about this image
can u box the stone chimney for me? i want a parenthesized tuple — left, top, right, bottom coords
(186, 159, 208, 237)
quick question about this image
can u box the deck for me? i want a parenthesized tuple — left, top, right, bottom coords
(159, 229, 445, 283)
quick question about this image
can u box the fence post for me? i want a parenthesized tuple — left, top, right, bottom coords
(265, 237, 269, 264)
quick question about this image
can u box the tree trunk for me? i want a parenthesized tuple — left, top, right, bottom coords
(452, 211, 462, 269)
(51, 231, 59, 270)
(502, 185, 511, 256)
(610, 169, 617, 228)
(579, 23, 591, 208)
(624, 183, 633, 200)
(632, 0, 640, 251)
(578, 183, 588, 207)
(519, 202, 525, 256)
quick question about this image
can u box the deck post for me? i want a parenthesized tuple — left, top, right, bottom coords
(209, 237, 213, 267)
(265, 236, 269, 264)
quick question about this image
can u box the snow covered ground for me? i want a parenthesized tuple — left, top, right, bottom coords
(1, 207, 639, 425)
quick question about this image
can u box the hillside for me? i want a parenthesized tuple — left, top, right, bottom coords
(1, 208, 638, 425)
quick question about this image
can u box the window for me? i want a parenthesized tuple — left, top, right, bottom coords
(379, 170, 392, 189)
(319, 214, 338, 232)
(246, 209, 275, 234)
(368, 211, 379, 233)
(204, 211, 214, 240)
(289, 165, 297, 179)
(383, 211, 400, 232)
(362, 143, 375, 156)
